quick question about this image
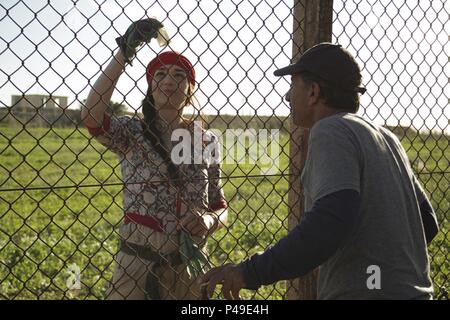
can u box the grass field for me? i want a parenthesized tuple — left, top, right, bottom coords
(0, 124, 448, 299)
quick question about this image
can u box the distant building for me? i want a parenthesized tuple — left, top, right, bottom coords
(11, 94, 68, 110)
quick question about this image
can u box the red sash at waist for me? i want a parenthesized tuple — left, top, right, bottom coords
(124, 212, 163, 233)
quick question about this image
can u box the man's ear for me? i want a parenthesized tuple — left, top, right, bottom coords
(309, 82, 321, 105)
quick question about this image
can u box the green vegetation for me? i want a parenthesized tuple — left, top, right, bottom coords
(0, 124, 448, 299)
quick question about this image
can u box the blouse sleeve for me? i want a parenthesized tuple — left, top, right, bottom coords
(85, 113, 137, 154)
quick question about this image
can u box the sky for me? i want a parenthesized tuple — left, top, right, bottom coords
(0, 0, 448, 133)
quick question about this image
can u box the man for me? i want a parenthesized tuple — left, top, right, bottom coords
(199, 43, 439, 300)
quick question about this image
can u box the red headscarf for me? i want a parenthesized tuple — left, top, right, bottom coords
(146, 51, 196, 86)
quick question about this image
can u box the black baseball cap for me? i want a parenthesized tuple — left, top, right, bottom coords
(274, 43, 366, 94)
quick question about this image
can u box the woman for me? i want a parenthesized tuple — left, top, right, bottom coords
(81, 19, 228, 299)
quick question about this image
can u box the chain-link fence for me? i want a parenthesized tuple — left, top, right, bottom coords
(0, 0, 448, 300)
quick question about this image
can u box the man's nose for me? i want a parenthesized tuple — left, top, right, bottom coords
(285, 89, 291, 102)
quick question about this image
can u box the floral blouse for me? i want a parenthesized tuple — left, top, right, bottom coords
(87, 113, 227, 250)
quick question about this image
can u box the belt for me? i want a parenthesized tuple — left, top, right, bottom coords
(119, 240, 183, 299)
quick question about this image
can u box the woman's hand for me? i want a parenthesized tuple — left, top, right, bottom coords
(116, 18, 165, 64)
(177, 210, 218, 237)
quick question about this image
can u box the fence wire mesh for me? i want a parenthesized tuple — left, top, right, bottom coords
(0, 0, 448, 300)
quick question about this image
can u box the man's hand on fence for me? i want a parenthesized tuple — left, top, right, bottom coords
(199, 263, 246, 300)
(116, 18, 165, 65)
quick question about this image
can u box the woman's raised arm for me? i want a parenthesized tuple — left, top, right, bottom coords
(82, 50, 125, 128)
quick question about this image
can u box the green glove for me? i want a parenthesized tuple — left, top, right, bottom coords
(116, 18, 165, 65)
(179, 230, 211, 279)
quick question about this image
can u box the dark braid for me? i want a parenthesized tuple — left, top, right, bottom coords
(141, 90, 181, 183)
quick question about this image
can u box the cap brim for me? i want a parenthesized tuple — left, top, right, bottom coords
(274, 64, 303, 77)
